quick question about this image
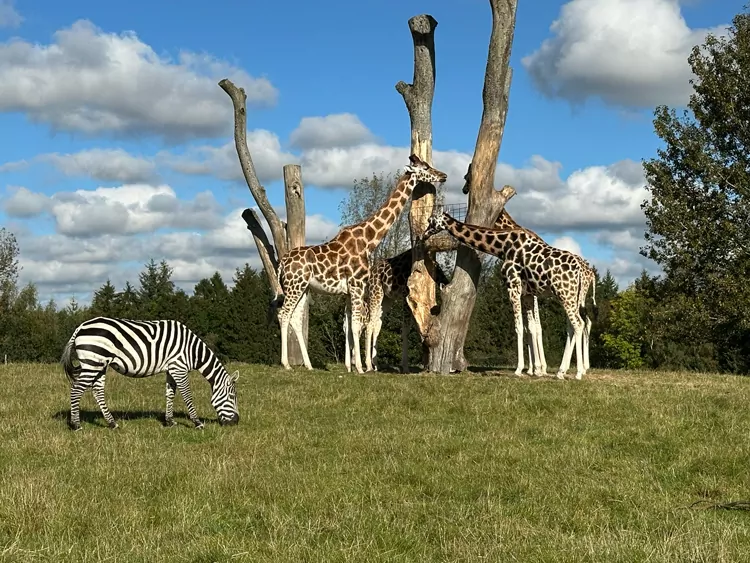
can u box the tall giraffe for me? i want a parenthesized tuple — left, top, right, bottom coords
(493, 209, 596, 376)
(343, 249, 450, 373)
(274, 154, 447, 373)
(422, 211, 588, 379)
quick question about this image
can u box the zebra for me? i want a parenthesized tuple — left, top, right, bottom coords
(61, 316, 240, 431)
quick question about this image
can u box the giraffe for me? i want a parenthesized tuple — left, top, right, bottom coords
(274, 154, 448, 373)
(342, 249, 450, 374)
(421, 211, 588, 379)
(493, 209, 597, 376)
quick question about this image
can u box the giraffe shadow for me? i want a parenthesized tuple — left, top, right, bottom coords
(51, 409, 194, 427)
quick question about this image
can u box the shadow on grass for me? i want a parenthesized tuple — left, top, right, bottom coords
(51, 409, 196, 427)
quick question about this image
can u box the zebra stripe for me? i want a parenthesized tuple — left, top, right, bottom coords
(61, 316, 240, 431)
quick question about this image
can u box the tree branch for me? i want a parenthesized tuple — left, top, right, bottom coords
(241, 208, 282, 296)
(219, 79, 288, 258)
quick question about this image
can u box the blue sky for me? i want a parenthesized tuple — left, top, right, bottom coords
(0, 0, 741, 304)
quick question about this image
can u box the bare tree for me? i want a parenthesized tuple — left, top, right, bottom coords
(219, 80, 308, 365)
(396, 1, 517, 373)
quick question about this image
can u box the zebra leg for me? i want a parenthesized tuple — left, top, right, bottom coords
(172, 370, 204, 429)
(69, 367, 101, 431)
(164, 372, 177, 427)
(92, 373, 118, 429)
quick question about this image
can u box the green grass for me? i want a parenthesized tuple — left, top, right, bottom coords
(1, 363, 750, 562)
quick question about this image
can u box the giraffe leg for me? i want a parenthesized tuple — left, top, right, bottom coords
(69, 365, 103, 431)
(348, 281, 367, 374)
(583, 314, 592, 372)
(557, 304, 584, 380)
(91, 373, 118, 429)
(290, 293, 313, 370)
(278, 285, 306, 370)
(367, 315, 383, 372)
(164, 372, 178, 427)
(533, 297, 548, 376)
(523, 295, 541, 376)
(343, 306, 352, 373)
(508, 280, 525, 377)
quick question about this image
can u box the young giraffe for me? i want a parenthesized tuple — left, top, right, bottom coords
(494, 209, 597, 376)
(274, 154, 447, 373)
(422, 211, 588, 379)
(343, 249, 450, 373)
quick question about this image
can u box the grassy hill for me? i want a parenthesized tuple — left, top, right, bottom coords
(1, 363, 748, 562)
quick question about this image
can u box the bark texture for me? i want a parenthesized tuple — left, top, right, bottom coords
(428, 0, 518, 374)
(220, 78, 308, 364)
(283, 164, 308, 361)
(395, 14, 440, 352)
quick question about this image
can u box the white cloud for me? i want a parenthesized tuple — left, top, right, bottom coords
(3, 186, 50, 217)
(0, 20, 277, 139)
(40, 148, 157, 183)
(0, 0, 21, 28)
(3, 184, 224, 237)
(551, 236, 582, 256)
(14, 205, 339, 304)
(522, 0, 728, 108)
(0, 159, 28, 173)
(290, 113, 376, 149)
(159, 130, 297, 184)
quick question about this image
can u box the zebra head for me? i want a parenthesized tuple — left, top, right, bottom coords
(211, 369, 240, 426)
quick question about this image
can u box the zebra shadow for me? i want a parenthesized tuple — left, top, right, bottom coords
(51, 409, 194, 427)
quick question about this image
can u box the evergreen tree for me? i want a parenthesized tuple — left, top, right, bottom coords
(138, 259, 176, 319)
(91, 280, 117, 317)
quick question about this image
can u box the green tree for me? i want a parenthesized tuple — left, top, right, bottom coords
(600, 285, 653, 369)
(91, 280, 117, 317)
(138, 259, 176, 319)
(0, 228, 19, 311)
(338, 171, 412, 260)
(642, 9, 750, 370)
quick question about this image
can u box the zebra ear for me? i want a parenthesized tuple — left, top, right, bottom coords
(230, 370, 239, 382)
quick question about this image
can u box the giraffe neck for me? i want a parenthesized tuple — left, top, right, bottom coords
(494, 209, 521, 230)
(444, 215, 517, 256)
(360, 174, 417, 253)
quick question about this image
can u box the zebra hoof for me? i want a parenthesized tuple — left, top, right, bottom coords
(108, 421, 119, 429)
(69, 422, 82, 431)
(194, 422, 205, 430)
(163, 418, 177, 428)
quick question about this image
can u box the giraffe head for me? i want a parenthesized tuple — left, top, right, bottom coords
(403, 154, 448, 185)
(421, 210, 450, 240)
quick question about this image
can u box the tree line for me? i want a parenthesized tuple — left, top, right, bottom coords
(1, 8, 748, 373)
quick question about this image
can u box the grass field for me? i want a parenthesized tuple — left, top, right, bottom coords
(1, 363, 749, 562)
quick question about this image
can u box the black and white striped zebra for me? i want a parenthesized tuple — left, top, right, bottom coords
(61, 316, 240, 431)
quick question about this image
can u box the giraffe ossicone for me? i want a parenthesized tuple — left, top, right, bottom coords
(274, 154, 448, 373)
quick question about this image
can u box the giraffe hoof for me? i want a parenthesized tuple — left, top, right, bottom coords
(108, 421, 119, 429)
(555, 372, 565, 380)
(575, 373, 583, 380)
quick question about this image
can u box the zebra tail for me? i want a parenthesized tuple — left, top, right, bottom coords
(60, 330, 81, 383)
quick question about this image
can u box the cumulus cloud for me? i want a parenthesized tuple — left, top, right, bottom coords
(159, 130, 297, 184)
(39, 148, 158, 183)
(3, 186, 51, 217)
(522, 0, 728, 108)
(550, 236, 582, 256)
(0, 20, 277, 139)
(0, 0, 21, 28)
(290, 113, 376, 149)
(4, 184, 225, 236)
(15, 205, 339, 303)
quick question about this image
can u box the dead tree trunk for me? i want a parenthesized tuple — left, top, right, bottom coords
(219, 79, 308, 365)
(428, 0, 518, 374)
(396, 14, 440, 364)
(283, 164, 308, 361)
